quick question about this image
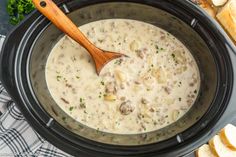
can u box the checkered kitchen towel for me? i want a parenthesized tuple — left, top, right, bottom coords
(0, 35, 71, 157)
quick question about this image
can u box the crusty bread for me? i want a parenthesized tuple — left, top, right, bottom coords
(219, 124, 236, 151)
(209, 135, 236, 157)
(210, 0, 228, 6)
(197, 0, 217, 18)
(196, 144, 217, 157)
(216, 0, 236, 43)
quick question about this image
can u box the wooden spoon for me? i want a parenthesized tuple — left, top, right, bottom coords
(32, 0, 125, 75)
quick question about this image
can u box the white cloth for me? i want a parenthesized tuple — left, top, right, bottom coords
(0, 35, 72, 157)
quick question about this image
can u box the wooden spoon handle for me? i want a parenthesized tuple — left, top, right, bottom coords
(32, 0, 94, 52)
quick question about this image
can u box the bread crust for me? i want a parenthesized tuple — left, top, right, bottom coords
(209, 138, 220, 157)
(216, 0, 236, 43)
(219, 125, 236, 151)
(209, 135, 236, 157)
(196, 144, 216, 157)
(197, 0, 217, 18)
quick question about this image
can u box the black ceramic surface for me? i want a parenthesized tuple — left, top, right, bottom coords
(0, 0, 236, 157)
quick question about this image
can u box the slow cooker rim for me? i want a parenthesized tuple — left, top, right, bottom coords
(1, 0, 234, 156)
(15, 0, 235, 151)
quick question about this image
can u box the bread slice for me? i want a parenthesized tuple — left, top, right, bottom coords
(197, 0, 217, 18)
(209, 135, 236, 157)
(216, 0, 236, 43)
(196, 144, 217, 157)
(210, 0, 228, 6)
(219, 124, 236, 150)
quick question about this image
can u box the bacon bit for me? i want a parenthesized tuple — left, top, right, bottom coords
(189, 82, 194, 87)
(163, 87, 171, 94)
(65, 83, 72, 88)
(61, 97, 69, 104)
(149, 108, 155, 112)
(135, 50, 144, 59)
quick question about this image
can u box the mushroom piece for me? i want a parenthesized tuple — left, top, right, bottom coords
(129, 40, 139, 52)
(141, 98, 149, 104)
(105, 82, 116, 93)
(119, 100, 134, 115)
(172, 110, 180, 121)
(135, 50, 145, 59)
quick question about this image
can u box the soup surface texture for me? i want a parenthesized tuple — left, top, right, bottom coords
(46, 19, 200, 134)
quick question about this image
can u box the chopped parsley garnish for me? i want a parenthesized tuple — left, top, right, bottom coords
(69, 106, 74, 111)
(56, 75, 62, 81)
(114, 59, 122, 65)
(80, 103, 86, 109)
(79, 98, 86, 108)
(155, 45, 164, 53)
(98, 92, 102, 98)
(76, 76, 80, 79)
(171, 53, 175, 58)
(101, 81, 105, 85)
(62, 117, 66, 121)
(7, 0, 35, 25)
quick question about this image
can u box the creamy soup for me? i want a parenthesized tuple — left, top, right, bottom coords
(46, 19, 200, 134)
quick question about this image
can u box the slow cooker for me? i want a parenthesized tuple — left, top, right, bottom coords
(0, 0, 236, 156)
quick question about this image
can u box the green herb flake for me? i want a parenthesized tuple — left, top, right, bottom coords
(76, 76, 80, 79)
(99, 92, 102, 98)
(80, 98, 83, 103)
(101, 81, 105, 85)
(194, 90, 197, 94)
(80, 103, 86, 109)
(179, 97, 182, 101)
(171, 53, 175, 58)
(62, 117, 66, 121)
(114, 59, 122, 65)
(56, 75, 62, 81)
(155, 45, 164, 53)
(69, 106, 74, 111)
